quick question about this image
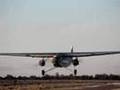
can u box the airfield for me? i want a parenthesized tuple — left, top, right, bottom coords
(0, 80, 120, 90)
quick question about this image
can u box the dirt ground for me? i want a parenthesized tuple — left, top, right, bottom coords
(0, 80, 120, 90)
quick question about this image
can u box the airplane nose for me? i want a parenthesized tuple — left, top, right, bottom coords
(59, 57, 72, 67)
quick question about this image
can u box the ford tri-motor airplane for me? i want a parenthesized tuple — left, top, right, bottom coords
(0, 47, 120, 76)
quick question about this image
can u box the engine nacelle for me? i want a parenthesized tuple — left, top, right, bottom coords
(39, 59, 45, 66)
(73, 58, 79, 66)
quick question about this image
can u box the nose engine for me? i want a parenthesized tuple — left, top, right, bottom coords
(53, 57, 72, 67)
(59, 57, 72, 67)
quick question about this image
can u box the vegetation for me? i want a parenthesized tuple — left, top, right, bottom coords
(0, 74, 120, 80)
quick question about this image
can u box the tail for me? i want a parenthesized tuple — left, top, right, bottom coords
(71, 46, 74, 53)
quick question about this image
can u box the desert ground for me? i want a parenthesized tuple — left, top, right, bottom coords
(0, 80, 120, 90)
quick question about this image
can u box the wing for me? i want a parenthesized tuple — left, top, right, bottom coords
(67, 51, 120, 57)
(0, 51, 120, 58)
(0, 53, 57, 58)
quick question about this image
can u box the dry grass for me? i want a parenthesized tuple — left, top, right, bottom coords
(0, 80, 120, 90)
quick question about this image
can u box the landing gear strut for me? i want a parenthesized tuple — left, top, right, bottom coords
(74, 69, 77, 76)
(41, 70, 45, 76)
(65, 68, 77, 76)
(42, 68, 77, 76)
(73, 58, 79, 76)
(41, 67, 56, 76)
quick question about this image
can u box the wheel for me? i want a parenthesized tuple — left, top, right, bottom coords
(74, 69, 77, 76)
(41, 70, 45, 76)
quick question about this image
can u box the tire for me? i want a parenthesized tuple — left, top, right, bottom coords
(42, 70, 45, 76)
(74, 69, 77, 76)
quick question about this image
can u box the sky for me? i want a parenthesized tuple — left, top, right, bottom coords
(0, 0, 120, 76)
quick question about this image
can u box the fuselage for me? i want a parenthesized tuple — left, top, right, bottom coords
(53, 55, 73, 67)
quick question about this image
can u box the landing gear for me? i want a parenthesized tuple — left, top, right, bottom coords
(41, 70, 45, 76)
(74, 69, 77, 76)
(41, 68, 78, 76)
(40, 57, 79, 76)
(73, 58, 79, 76)
(41, 67, 56, 76)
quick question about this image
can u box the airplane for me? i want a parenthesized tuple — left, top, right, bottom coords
(0, 47, 120, 76)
